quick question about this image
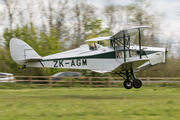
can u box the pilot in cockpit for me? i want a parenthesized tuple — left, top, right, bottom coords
(89, 43, 97, 50)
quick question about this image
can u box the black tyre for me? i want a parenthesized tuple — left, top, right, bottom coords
(123, 80, 133, 89)
(133, 78, 142, 89)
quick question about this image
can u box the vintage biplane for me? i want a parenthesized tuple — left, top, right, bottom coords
(10, 26, 167, 89)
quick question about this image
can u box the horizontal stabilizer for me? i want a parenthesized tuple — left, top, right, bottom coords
(112, 58, 149, 72)
(25, 57, 43, 62)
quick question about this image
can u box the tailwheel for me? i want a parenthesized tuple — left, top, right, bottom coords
(123, 80, 133, 89)
(133, 78, 142, 89)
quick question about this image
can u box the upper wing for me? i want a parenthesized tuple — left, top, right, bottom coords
(111, 26, 148, 39)
(86, 36, 111, 42)
(112, 58, 149, 72)
(86, 26, 148, 42)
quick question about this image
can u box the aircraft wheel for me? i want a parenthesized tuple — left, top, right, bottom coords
(123, 80, 133, 89)
(133, 78, 142, 89)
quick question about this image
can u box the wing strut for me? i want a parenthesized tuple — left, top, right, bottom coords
(109, 26, 147, 62)
(138, 28, 142, 59)
(123, 30, 126, 62)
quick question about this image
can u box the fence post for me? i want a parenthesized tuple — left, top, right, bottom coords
(69, 77, 72, 87)
(88, 77, 92, 87)
(49, 76, 52, 87)
(146, 77, 150, 85)
(29, 76, 32, 85)
(166, 77, 169, 86)
(8, 75, 11, 83)
(108, 77, 111, 87)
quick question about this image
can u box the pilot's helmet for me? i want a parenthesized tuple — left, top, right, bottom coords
(90, 43, 95, 48)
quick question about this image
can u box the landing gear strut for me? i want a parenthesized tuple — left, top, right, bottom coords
(117, 70, 142, 89)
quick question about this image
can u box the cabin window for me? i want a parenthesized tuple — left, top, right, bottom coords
(116, 51, 132, 58)
(116, 51, 123, 58)
(130, 50, 138, 57)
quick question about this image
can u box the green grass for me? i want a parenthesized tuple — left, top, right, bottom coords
(0, 86, 180, 120)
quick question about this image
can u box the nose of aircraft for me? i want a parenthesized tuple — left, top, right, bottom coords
(165, 48, 168, 53)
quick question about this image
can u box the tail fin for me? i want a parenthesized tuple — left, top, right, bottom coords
(10, 38, 42, 65)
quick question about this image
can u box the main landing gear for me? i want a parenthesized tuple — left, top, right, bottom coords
(117, 70, 142, 89)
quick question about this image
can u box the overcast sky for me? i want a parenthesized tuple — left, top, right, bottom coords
(156, 0, 180, 37)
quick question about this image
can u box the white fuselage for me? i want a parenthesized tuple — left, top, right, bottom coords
(25, 44, 166, 72)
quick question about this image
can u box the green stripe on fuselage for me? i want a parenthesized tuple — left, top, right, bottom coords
(37, 50, 160, 62)
(141, 51, 160, 55)
(41, 51, 116, 61)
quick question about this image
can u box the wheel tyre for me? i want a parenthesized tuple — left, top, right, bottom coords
(123, 80, 133, 89)
(133, 78, 142, 89)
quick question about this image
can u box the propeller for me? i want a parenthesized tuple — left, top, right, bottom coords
(165, 47, 168, 64)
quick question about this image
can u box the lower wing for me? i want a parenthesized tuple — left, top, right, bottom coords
(112, 58, 150, 72)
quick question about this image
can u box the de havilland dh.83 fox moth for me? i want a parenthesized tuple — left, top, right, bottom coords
(10, 26, 167, 89)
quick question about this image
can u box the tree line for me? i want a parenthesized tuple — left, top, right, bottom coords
(0, 0, 178, 77)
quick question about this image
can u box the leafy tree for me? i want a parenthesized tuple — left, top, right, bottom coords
(85, 19, 110, 40)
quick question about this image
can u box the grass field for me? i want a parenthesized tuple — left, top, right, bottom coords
(0, 85, 180, 120)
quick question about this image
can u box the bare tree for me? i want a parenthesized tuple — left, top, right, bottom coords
(103, 3, 122, 35)
(125, 0, 165, 46)
(38, 0, 69, 37)
(55, 0, 69, 38)
(70, 0, 97, 48)
(1, 0, 18, 29)
(15, 0, 38, 27)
